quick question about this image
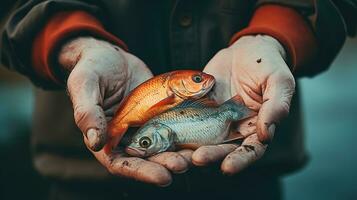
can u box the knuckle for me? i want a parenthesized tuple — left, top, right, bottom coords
(73, 104, 88, 123)
(107, 159, 124, 175)
(105, 159, 115, 174)
(286, 74, 296, 89)
(73, 104, 105, 132)
(73, 104, 94, 129)
(192, 147, 217, 165)
(278, 100, 291, 117)
(217, 48, 229, 57)
(130, 55, 145, 67)
(272, 69, 295, 87)
(68, 68, 91, 83)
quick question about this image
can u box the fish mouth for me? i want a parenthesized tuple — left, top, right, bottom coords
(202, 79, 215, 92)
(125, 146, 146, 157)
(195, 79, 215, 98)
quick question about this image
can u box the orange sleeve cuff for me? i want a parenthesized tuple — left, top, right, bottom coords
(230, 5, 318, 71)
(32, 11, 128, 84)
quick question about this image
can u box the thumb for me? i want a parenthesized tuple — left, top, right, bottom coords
(257, 73, 295, 143)
(67, 68, 107, 151)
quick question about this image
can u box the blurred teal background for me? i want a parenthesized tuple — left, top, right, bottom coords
(0, 38, 356, 199)
(283, 37, 357, 200)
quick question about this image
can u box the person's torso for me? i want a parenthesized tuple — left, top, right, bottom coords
(101, 0, 255, 74)
(32, 0, 308, 183)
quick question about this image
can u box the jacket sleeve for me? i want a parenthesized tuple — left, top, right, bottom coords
(0, 0, 115, 89)
(252, 0, 356, 77)
(32, 11, 127, 85)
(229, 4, 317, 73)
(332, 0, 357, 37)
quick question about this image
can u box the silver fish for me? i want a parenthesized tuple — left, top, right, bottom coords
(125, 97, 253, 157)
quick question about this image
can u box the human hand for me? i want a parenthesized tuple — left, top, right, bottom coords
(60, 37, 191, 186)
(192, 35, 295, 174)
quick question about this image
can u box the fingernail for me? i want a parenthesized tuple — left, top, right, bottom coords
(268, 124, 276, 140)
(87, 129, 99, 150)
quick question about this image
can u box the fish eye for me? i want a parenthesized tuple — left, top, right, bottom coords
(192, 74, 203, 83)
(139, 137, 152, 148)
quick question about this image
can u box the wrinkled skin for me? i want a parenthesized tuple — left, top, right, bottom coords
(191, 35, 295, 174)
(60, 34, 294, 186)
(106, 69, 215, 152)
(60, 37, 192, 186)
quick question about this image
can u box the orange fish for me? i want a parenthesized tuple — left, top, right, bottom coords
(105, 70, 215, 153)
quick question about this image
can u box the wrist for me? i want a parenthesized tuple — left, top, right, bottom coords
(231, 35, 287, 62)
(229, 5, 317, 71)
(58, 36, 124, 72)
(259, 35, 287, 62)
(32, 11, 128, 85)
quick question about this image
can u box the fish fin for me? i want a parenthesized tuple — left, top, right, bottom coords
(176, 143, 201, 150)
(222, 131, 245, 144)
(197, 97, 219, 107)
(221, 95, 256, 121)
(130, 123, 144, 127)
(105, 123, 129, 154)
(175, 97, 218, 109)
(103, 144, 111, 154)
(103, 135, 124, 155)
(109, 94, 133, 124)
(108, 123, 129, 137)
(146, 94, 177, 115)
(127, 120, 145, 127)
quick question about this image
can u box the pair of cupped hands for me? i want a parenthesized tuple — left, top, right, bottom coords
(60, 35, 295, 186)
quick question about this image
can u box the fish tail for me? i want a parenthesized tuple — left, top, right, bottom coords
(103, 134, 125, 154)
(104, 123, 129, 154)
(220, 95, 255, 121)
(103, 141, 114, 154)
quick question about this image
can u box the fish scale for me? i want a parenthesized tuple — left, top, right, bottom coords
(126, 96, 253, 157)
(105, 70, 215, 154)
(150, 100, 244, 145)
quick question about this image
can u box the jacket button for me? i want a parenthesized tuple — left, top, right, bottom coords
(179, 13, 192, 27)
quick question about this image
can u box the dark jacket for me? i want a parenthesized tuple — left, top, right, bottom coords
(0, 0, 356, 185)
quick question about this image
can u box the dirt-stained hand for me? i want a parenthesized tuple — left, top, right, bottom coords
(192, 35, 295, 174)
(60, 37, 191, 186)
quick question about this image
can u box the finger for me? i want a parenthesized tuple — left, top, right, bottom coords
(221, 134, 267, 175)
(67, 68, 107, 151)
(85, 137, 173, 187)
(257, 73, 295, 143)
(109, 156, 172, 187)
(148, 152, 189, 174)
(177, 149, 194, 164)
(192, 144, 238, 166)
